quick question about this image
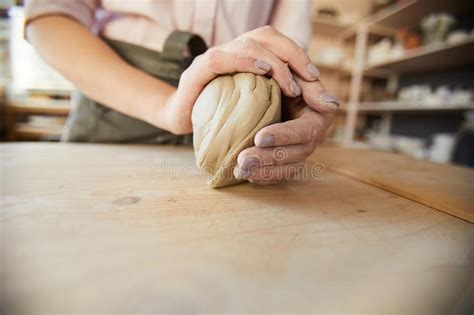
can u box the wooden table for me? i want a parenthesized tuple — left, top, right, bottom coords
(311, 145, 474, 223)
(1, 143, 473, 314)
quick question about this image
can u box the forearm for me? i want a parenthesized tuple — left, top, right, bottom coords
(26, 16, 175, 129)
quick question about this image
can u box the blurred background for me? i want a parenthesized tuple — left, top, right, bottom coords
(0, 0, 473, 167)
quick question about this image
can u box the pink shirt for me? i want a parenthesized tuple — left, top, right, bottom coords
(25, 0, 311, 51)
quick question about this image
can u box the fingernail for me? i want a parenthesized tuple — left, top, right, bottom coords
(290, 80, 301, 96)
(233, 166, 252, 179)
(319, 92, 340, 111)
(307, 63, 320, 79)
(241, 157, 259, 169)
(255, 60, 271, 72)
(258, 135, 274, 147)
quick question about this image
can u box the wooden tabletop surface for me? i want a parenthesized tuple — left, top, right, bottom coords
(1, 143, 473, 313)
(312, 145, 474, 223)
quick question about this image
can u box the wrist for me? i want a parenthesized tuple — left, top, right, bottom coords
(141, 84, 176, 128)
(161, 92, 193, 135)
(145, 89, 192, 135)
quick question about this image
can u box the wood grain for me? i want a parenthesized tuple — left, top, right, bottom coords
(311, 145, 474, 223)
(1, 143, 473, 313)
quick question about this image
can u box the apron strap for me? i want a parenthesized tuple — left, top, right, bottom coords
(161, 31, 208, 67)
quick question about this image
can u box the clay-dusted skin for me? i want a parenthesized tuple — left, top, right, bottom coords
(192, 73, 281, 188)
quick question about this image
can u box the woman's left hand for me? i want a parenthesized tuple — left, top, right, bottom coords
(233, 74, 338, 184)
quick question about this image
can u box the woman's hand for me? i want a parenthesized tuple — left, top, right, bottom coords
(233, 75, 339, 185)
(161, 25, 321, 135)
(163, 25, 339, 186)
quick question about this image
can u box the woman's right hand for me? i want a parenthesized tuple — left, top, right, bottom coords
(160, 25, 322, 135)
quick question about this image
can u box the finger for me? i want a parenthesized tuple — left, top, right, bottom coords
(241, 26, 320, 81)
(181, 48, 271, 91)
(254, 110, 327, 147)
(226, 38, 301, 97)
(294, 76, 340, 113)
(174, 49, 273, 124)
(236, 163, 305, 182)
(316, 111, 335, 144)
(237, 143, 316, 169)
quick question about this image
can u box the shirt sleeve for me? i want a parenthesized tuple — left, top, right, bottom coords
(24, 0, 99, 29)
(269, 0, 311, 50)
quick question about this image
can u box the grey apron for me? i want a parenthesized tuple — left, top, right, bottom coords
(61, 31, 208, 144)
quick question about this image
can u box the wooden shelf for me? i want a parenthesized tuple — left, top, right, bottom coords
(8, 98, 71, 115)
(6, 97, 70, 141)
(312, 17, 351, 36)
(14, 123, 63, 140)
(343, 101, 474, 112)
(341, 23, 397, 42)
(342, 0, 474, 144)
(311, 58, 351, 74)
(312, 14, 395, 42)
(367, 0, 474, 29)
(26, 88, 73, 96)
(365, 36, 474, 75)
